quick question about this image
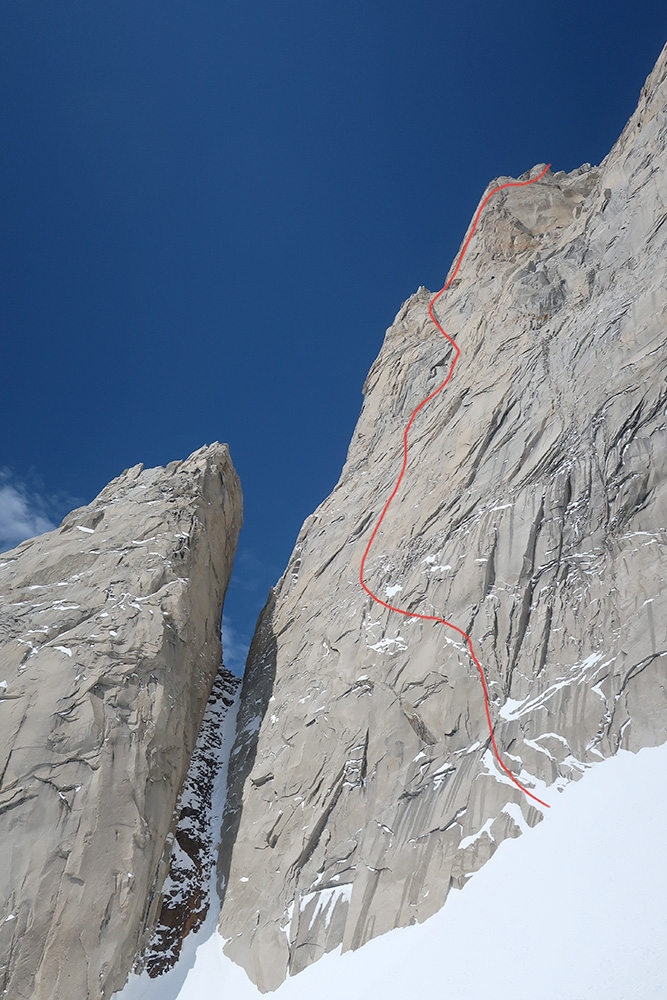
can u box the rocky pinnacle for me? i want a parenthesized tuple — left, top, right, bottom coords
(217, 43, 667, 991)
(0, 443, 242, 1000)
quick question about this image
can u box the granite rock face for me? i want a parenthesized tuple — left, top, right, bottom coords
(0, 443, 242, 1000)
(217, 44, 667, 990)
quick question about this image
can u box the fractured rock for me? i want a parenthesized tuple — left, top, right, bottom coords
(0, 443, 242, 1000)
(139, 666, 240, 978)
(217, 43, 667, 991)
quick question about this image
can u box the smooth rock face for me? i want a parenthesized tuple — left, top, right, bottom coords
(0, 443, 242, 1000)
(218, 44, 667, 991)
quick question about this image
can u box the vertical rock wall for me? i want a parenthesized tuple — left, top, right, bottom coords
(0, 443, 242, 999)
(217, 44, 667, 991)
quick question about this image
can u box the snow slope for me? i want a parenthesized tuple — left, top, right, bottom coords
(114, 740, 667, 1000)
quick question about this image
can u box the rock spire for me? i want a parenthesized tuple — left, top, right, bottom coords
(217, 42, 667, 991)
(0, 443, 242, 999)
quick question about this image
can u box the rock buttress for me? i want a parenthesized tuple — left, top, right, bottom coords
(217, 43, 667, 993)
(0, 442, 242, 999)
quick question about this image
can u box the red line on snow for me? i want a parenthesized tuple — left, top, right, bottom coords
(360, 164, 552, 810)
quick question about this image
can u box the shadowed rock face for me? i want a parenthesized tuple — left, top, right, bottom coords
(140, 666, 240, 979)
(217, 44, 667, 991)
(0, 443, 242, 1000)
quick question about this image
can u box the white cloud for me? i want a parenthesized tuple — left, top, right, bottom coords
(0, 477, 56, 553)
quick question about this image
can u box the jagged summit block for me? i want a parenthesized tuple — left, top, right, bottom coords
(217, 43, 667, 991)
(0, 443, 242, 1000)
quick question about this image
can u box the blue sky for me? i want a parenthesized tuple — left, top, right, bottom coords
(2, 3, 666, 672)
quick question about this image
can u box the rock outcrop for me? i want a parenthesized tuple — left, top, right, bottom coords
(138, 666, 240, 978)
(217, 44, 667, 990)
(0, 443, 242, 999)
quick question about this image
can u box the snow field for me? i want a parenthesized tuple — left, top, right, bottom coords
(115, 740, 667, 1000)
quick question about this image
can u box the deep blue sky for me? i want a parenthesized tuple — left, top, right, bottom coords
(2, 2, 666, 671)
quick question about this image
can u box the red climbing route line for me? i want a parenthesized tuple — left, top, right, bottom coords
(360, 164, 552, 810)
